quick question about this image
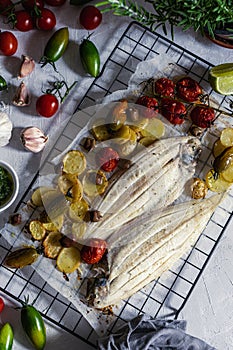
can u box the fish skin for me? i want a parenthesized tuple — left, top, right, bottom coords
(92, 193, 224, 308)
(84, 136, 201, 239)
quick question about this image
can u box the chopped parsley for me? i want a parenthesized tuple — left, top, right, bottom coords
(0, 166, 14, 206)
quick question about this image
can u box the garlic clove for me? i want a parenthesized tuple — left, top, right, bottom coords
(12, 81, 31, 107)
(21, 126, 49, 153)
(18, 55, 35, 79)
(0, 111, 13, 147)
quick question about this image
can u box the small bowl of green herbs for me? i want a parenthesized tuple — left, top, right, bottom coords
(0, 161, 19, 213)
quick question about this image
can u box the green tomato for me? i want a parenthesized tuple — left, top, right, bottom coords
(0, 75, 7, 91)
(0, 323, 14, 350)
(79, 38, 100, 77)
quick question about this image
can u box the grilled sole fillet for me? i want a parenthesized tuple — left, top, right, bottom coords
(91, 193, 224, 308)
(84, 135, 201, 239)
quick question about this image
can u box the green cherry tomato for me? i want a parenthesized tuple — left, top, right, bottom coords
(0, 323, 14, 350)
(79, 38, 100, 77)
(0, 75, 7, 91)
(40, 27, 69, 69)
(21, 303, 46, 350)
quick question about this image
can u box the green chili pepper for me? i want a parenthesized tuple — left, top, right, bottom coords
(20, 298, 46, 350)
(79, 38, 100, 77)
(0, 75, 7, 91)
(40, 27, 69, 71)
(0, 323, 14, 350)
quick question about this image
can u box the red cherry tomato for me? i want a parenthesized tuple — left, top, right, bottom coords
(176, 77, 203, 102)
(36, 8, 56, 30)
(0, 0, 13, 16)
(36, 94, 59, 118)
(95, 147, 119, 172)
(190, 105, 215, 128)
(79, 5, 102, 30)
(81, 238, 107, 264)
(136, 95, 159, 118)
(0, 297, 5, 313)
(0, 31, 18, 56)
(15, 10, 34, 32)
(45, 0, 66, 6)
(154, 77, 175, 97)
(160, 98, 186, 125)
(22, 0, 44, 11)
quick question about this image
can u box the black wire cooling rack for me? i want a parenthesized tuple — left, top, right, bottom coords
(1, 21, 233, 348)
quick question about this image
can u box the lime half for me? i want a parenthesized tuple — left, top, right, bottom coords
(209, 63, 233, 95)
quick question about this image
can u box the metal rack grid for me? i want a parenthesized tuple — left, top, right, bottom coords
(1, 21, 233, 348)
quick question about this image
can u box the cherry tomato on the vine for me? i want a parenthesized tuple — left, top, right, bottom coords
(22, 0, 44, 11)
(15, 10, 34, 32)
(160, 98, 186, 125)
(79, 5, 102, 30)
(154, 77, 175, 97)
(36, 94, 59, 117)
(0, 31, 18, 56)
(45, 0, 66, 6)
(0, 0, 13, 16)
(136, 95, 159, 118)
(176, 77, 203, 102)
(81, 238, 107, 264)
(0, 297, 5, 313)
(36, 8, 56, 30)
(190, 105, 215, 128)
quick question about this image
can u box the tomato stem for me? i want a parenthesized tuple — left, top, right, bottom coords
(44, 80, 78, 104)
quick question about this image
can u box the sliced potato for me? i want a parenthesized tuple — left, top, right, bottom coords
(205, 169, 230, 192)
(220, 127, 233, 147)
(82, 170, 108, 197)
(58, 174, 83, 202)
(42, 214, 64, 232)
(31, 186, 54, 207)
(212, 139, 227, 158)
(43, 231, 63, 259)
(29, 220, 47, 241)
(62, 150, 86, 175)
(114, 125, 131, 142)
(221, 161, 233, 182)
(141, 118, 165, 139)
(56, 247, 81, 273)
(91, 124, 112, 141)
(72, 222, 87, 240)
(69, 198, 89, 221)
(42, 190, 68, 220)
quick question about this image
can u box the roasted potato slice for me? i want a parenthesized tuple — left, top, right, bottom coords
(72, 222, 87, 240)
(62, 150, 86, 175)
(91, 124, 112, 141)
(141, 118, 165, 139)
(42, 214, 64, 232)
(56, 247, 81, 273)
(205, 169, 230, 192)
(29, 220, 47, 241)
(139, 137, 157, 147)
(31, 186, 54, 207)
(58, 174, 83, 202)
(212, 139, 227, 158)
(82, 170, 108, 197)
(43, 232, 63, 259)
(42, 190, 68, 220)
(69, 198, 89, 221)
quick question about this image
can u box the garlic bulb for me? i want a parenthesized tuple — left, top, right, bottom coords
(0, 112, 13, 147)
(21, 127, 48, 153)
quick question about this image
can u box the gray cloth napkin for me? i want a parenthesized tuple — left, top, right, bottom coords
(98, 314, 216, 350)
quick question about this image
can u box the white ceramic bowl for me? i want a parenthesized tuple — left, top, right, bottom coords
(0, 161, 19, 213)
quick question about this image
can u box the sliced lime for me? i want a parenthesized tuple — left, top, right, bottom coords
(209, 63, 233, 95)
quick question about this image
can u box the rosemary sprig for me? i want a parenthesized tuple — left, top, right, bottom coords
(96, 0, 233, 39)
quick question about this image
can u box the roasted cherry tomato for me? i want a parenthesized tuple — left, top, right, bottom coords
(176, 77, 202, 102)
(20, 300, 46, 350)
(136, 95, 159, 118)
(160, 98, 186, 125)
(80, 38, 100, 77)
(79, 5, 102, 30)
(45, 0, 66, 6)
(15, 10, 34, 32)
(0, 0, 13, 16)
(154, 77, 175, 97)
(22, 0, 44, 11)
(0, 297, 5, 313)
(36, 94, 59, 118)
(95, 147, 119, 172)
(190, 105, 215, 128)
(36, 8, 56, 30)
(0, 31, 18, 56)
(81, 238, 107, 264)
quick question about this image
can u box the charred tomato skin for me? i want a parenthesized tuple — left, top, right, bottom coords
(190, 105, 215, 128)
(160, 97, 186, 125)
(154, 77, 175, 97)
(136, 95, 159, 118)
(176, 77, 202, 102)
(81, 238, 107, 264)
(95, 147, 119, 172)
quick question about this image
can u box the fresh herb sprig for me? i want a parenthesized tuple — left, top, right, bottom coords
(96, 0, 233, 39)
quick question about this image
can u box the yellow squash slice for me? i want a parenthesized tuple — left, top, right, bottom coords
(31, 186, 54, 207)
(62, 150, 86, 175)
(42, 214, 64, 232)
(205, 169, 230, 192)
(43, 232, 63, 259)
(220, 127, 233, 147)
(72, 222, 87, 240)
(58, 174, 83, 202)
(69, 198, 89, 221)
(212, 139, 227, 158)
(141, 118, 165, 139)
(29, 220, 46, 241)
(82, 170, 108, 197)
(56, 247, 81, 273)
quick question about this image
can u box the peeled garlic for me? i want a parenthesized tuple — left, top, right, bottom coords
(18, 55, 35, 79)
(12, 81, 30, 106)
(21, 127, 48, 153)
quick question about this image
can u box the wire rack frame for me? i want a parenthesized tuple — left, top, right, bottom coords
(1, 21, 233, 348)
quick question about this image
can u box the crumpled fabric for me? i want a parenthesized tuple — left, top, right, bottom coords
(98, 314, 216, 350)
